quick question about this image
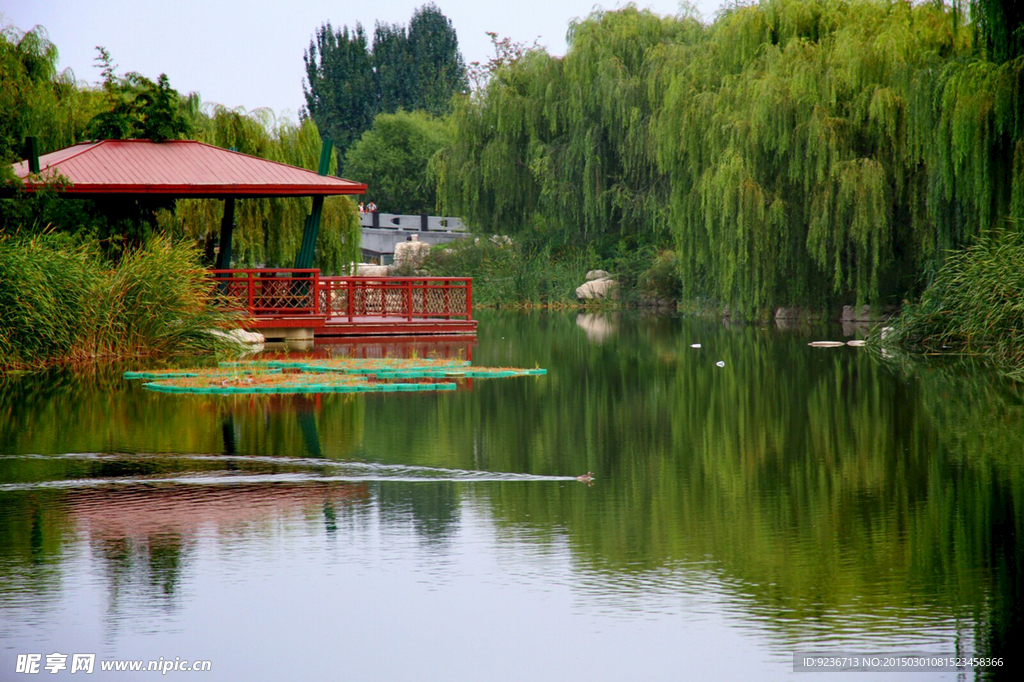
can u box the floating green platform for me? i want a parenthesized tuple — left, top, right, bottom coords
(124, 358, 545, 395)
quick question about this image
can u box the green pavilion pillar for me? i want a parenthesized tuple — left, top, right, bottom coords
(294, 138, 333, 269)
(215, 197, 236, 270)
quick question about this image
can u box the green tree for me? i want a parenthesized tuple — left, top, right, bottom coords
(373, 22, 414, 115)
(0, 23, 96, 163)
(86, 48, 191, 142)
(302, 22, 375, 157)
(436, 1, 1024, 315)
(406, 3, 468, 115)
(343, 110, 449, 214)
(302, 4, 467, 155)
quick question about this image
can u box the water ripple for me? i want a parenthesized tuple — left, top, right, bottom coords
(0, 452, 578, 491)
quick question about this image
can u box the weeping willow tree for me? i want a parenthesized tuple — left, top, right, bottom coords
(155, 106, 361, 274)
(0, 23, 102, 163)
(434, 7, 702, 255)
(437, 0, 1024, 315)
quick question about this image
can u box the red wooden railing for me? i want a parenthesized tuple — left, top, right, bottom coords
(210, 269, 321, 316)
(208, 270, 472, 322)
(319, 277, 472, 322)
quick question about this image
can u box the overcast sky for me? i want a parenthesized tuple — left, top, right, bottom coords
(2, 0, 725, 123)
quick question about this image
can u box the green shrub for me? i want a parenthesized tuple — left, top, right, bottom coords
(639, 250, 682, 302)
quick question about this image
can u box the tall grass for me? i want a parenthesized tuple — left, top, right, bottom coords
(887, 228, 1024, 379)
(0, 234, 236, 370)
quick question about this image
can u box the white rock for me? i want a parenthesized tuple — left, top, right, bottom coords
(393, 239, 431, 270)
(846, 339, 867, 347)
(575, 278, 619, 300)
(585, 269, 612, 282)
(356, 263, 391, 276)
(209, 328, 265, 347)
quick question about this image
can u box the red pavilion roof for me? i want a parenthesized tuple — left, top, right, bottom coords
(10, 139, 367, 198)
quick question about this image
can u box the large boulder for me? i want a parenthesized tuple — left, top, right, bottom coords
(576, 276, 619, 300)
(393, 236, 432, 271)
(585, 269, 611, 282)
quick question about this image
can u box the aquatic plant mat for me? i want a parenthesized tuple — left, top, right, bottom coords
(125, 358, 546, 395)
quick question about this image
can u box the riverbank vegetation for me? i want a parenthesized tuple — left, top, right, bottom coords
(4, 2, 1024, 370)
(434, 1, 1024, 318)
(0, 234, 235, 371)
(885, 227, 1024, 380)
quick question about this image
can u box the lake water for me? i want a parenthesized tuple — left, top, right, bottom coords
(1, 311, 1021, 680)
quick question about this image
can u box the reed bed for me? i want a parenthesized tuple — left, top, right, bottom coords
(0, 234, 237, 370)
(887, 228, 1024, 380)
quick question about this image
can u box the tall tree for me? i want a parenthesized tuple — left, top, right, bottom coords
(0, 23, 92, 163)
(302, 22, 375, 156)
(302, 4, 467, 155)
(436, 1, 1024, 314)
(406, 4, 468, 115)
(373, 22, 414, 115)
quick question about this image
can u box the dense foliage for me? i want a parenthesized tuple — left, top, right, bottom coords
(0, 24, 99, 164)
(303, 3, 467, 158)
(342, 110, 450, 214)
(424, 237, 589, 307)
(86, 47, 191, 141)
(435, 0, 1024, 316)
(886, 227, 1024, 378)
(0, 234, 235, 369)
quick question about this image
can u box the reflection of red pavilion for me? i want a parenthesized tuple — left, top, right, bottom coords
(65, 483, 369, 540)
(269, 335, 475, 362)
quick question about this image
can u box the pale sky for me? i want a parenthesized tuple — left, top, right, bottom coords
(2, 0, 724, 123)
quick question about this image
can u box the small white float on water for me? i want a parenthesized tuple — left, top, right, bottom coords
(808, 341, 846, 348)
(690, 343, 702, 348)
(716, 360, 725, 367)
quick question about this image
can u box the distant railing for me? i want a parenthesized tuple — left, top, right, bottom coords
(360, 212, 467, 233)
(210, 269, 320, 317)
(319, 277, 472, 322)
(208, 270, 472, 322)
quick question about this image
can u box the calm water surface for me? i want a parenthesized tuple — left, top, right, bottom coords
(1, 311, 1021, 680)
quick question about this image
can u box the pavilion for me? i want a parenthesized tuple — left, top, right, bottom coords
(9, 139, 476, 340)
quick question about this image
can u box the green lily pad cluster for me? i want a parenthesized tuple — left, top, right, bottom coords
(124, 358, 546, 395)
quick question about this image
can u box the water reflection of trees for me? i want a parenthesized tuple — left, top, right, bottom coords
(360, 312, 1024, 662)
(1, 313, 1021, 666)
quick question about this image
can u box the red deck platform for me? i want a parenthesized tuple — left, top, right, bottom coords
(210, 270, 476, 338)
